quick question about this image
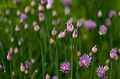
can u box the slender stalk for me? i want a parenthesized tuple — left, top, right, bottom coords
(55, 42, 59, 77)
(99, 36, 102, 64)
(110, 26, 113, 79)
(80, 30, 82, 78)
(64, 38, 67, 61)
(70, 39, 73, 79)
(110, 61, 112, 79)
(76, 52, 79, 78)
(10, 62, 13, 79)
(0, 50, 6, 72)
(38, 33, 44, 79)
(90, 56, 94, 79)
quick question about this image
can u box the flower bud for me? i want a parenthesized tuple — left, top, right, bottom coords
(92, 45, 97, 53)
(20, 63, 25, 72)
(72, 29, 78, 38)
(66, 20, 74, 32)
(7, 51, 13, 61)
(51, 27, 57, 36)
(15, 25, 20, 32)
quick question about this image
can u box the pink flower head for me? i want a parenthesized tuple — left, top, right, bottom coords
(60, 62, 71, 73)
(79, 54, 92, 68)
(84, 20, 97, 29)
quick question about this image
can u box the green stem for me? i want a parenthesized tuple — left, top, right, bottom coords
(70, 39, 73, 79)
(110, 61, 112, 79)
(0, 50, 6, 71)
(109, 20, 113, 79)
(55, 42, 59, 77)
(10, 62, 13, 79)
(90, 56, 94, 79)
(38, 33, 44, 79)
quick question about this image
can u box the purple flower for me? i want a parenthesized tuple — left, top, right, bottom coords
(13, 0, 20, 4)
(63, 0, 71, 5)
(40, 0, 47, 5)
(60, 62, 71, 73)
(72, 29, 78, 38)
(38, 4, 44, 11)
(46, 0, 53, 9)
(99, 25, 107, 35)
(96, 66, 106, 78)
(109, 10, 116, 18)
(19, 13, 27, 22)
(79, 54, 92, 68)
(52, 76, 58, 79)
(110, 48, 117, 59)
(84, 20, 97, 29)
(66, 20, 74, 32)
(105, 18, 111, 26)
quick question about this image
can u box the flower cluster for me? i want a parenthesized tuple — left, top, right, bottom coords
(20, 60, 31, 74)
(60, 62, 71, 73)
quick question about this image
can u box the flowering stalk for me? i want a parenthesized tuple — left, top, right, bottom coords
(90, 56, 94, 79)
(0, 50, 6, 72)
(38, 33, 45, 79)
(110, 24, 113, 79)
(55, 42, 59, 78)
(10, 62, 13, 79)
(70, 39, 73, 79)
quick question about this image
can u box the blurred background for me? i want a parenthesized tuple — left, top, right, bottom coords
(0, 0, 120, 79)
